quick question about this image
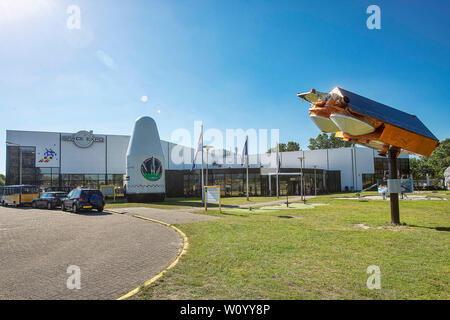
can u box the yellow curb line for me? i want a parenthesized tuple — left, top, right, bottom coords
(105, 210, 122, 215)
(116, 214, 189, 300)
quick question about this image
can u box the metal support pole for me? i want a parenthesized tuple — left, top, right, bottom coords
(276, 143, 279, 198)
(300, 160, 304, 202)
(202, 144, 212, 201)
(389, 147, 400, 225)
(276, 173, 279, 198)
(201, 126, 204, 204)
(246, 136, 249, 201)
(246, 164, 249, 201)
(206, 150, 209, 187)
(19, 146, 23, 185)
(268, 175, 272, 196)
(314, 166, 317, 197)
(286, 183, 289, 207)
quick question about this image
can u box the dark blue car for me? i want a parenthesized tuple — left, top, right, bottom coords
(62, 189, 105, 213)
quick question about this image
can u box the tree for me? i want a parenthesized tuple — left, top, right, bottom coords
(409, 138, 450, 179)
(427, 138, 450, 177)
(286, 141, 300, 152)
(409, 157, 434, 179)
(267, 142, 299, 153)
(308, 133, 352, 150)
(0, 174, 5, 186)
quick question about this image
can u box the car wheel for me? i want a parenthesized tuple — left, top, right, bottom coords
(61, 203, 66, 211)
(32, 202, 37, 208)
(47, 202, 53, 210)
(72, 204, 78, 213)
(97, 206, 104, 212)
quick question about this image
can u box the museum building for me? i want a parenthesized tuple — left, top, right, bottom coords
(5, 129, 410, 197)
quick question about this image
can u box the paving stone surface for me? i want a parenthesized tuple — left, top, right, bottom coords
(0, 206, 182, 300)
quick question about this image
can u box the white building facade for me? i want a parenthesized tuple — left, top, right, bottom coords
(5, 129, 410, 196)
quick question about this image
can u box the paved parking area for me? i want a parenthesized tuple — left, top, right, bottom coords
(0, 206, 182, 300)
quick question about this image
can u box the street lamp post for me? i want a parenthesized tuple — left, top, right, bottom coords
(297, 156, 304, 202)
(203, 146, 213, 188)
(6, 141, 22, 185)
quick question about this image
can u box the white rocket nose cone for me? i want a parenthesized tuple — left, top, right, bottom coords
(127, 116, 162, 156)
(126, 115, 166, 199)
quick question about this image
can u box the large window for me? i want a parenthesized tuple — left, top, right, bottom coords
(213, 173, 225, 196)
(232, 173, 244, 196)
(374, 157, 410, 180)
(362, 173, 375, 189)
(184, 171, 201, 197)
(60, 174, 122, 189)
(36, 167, 60, 189)
(6, 146, 37, 185)
(249, 173, 261, 196)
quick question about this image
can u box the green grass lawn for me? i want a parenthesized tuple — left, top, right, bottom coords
(136, 195, 449, 300)
(106, 196, 293, 210)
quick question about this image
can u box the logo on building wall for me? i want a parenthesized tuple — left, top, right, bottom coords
(141, 157, 163, 181)
(38, 147, 57, 163)
(62, 130, 104, 148)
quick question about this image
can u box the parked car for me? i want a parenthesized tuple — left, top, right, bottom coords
(32, 192, 68, 209)
(61, 189, 105, 213)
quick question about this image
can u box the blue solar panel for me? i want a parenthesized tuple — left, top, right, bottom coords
(336, 87, 438, 141)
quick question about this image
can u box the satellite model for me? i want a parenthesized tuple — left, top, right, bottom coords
(125, 116, 166, 202)
(298, 87, 439, 225)
(297, 87, 439, 157)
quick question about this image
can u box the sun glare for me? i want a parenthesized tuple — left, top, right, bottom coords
(0, 0, 53, 22)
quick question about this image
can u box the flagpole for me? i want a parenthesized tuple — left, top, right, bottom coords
(276, 142, 279, 198)
(246, 136, 249, 201)
(201, 124, 204, 204)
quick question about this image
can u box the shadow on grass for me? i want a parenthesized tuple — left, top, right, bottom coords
(220, 212, 249, 217)
(407, 224, 450, 232)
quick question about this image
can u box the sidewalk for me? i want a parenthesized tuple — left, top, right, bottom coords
(236, 196, 317, 209)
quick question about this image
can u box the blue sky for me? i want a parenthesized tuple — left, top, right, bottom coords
(0, 0, 449, 174)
